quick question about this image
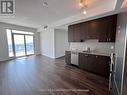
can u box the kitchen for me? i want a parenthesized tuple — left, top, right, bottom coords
(65, 14, 116, 76)
(65, 13, 125, 95)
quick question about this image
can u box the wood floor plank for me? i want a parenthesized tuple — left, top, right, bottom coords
(0, 55, 109, 95)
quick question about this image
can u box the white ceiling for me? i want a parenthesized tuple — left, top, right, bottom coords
(0, 0, 125, 29)
(121, 0, 127, 8)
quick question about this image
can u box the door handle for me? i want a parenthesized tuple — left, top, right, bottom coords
(109, 38, 110, 41)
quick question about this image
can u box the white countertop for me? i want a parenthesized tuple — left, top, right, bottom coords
(67, 50, 111, 57)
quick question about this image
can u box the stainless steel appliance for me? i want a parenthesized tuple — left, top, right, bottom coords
(109, 53, 116, 91)
(71, 51, 79, 66)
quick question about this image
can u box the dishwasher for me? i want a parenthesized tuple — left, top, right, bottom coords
(71, 51, 79, 66)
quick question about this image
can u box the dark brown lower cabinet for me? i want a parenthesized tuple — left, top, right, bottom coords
(79, 53, 110, 78)
(65, 51, 71, 65)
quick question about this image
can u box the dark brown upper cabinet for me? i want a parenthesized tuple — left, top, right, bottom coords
(68, 25, 74, 42)
(87, 19, 100, 39)
(68, 14, 117, 42)
(99, 15, 117, 42)
(80, 22, 89, 41)
(73, 23, 82, 42)
(68, 23, 86, 42)
(81, 20, 99, 40)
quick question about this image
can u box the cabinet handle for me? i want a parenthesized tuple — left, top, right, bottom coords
(95, 56, 98, 58)
(107, 38, 111, 42)
(107, 38, 109, 42)
(85, 55, 88, 56)
(109, 38, 110, 41)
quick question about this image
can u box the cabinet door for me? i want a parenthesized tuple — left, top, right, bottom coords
(68, 25, 74, 42)
(107, 15, 117, 42)
(73, 24, 81, 42)
(94, 55, 105, 76)
(95, 56, 110, 78)
(79, 53, 85, 69)
(80, 22, 88, 41)
(65, 51, 71, 65)
(84, 54, 92, 71)
(87, 20, 100, 39)
(99, 15, 117, 42)
(89, 55, 110, 78)
(88, 55, 99, 73)
(79, 53, 96, 72)
(98, 18, 109, 42)
(68, 24, 82, 42)
(79, 53, 88, 70)
(102, 56, 110, 78)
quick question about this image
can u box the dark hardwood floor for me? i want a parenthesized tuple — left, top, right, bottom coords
(0, 55, 109, 95)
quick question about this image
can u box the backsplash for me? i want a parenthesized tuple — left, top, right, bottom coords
(69, 40, 115, 54)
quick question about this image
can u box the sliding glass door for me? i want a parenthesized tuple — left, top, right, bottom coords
(25, 35, 34, 55)
(13, 34, 26, 57)
(6, 29, 34, 57)
(13, 34, 34, 57)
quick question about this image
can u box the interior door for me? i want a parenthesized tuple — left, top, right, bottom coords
(13, 34, 26, 57)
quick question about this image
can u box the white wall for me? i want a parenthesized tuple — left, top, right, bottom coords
(69, 40, 115, 54)
(34, 32, 41, 55)
(40, 28, 55, 58)
(0, 24, 9, 61)
(0, 22, 40, 61)
(113, 12, 127, 95)
(54, 29, 69, 58)
(40, 28, 69, 58)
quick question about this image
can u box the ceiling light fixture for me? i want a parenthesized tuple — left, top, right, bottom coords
(79, 0, 83, 7)
(79, 0, 87, 15)
(83, 9, 87, 14)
